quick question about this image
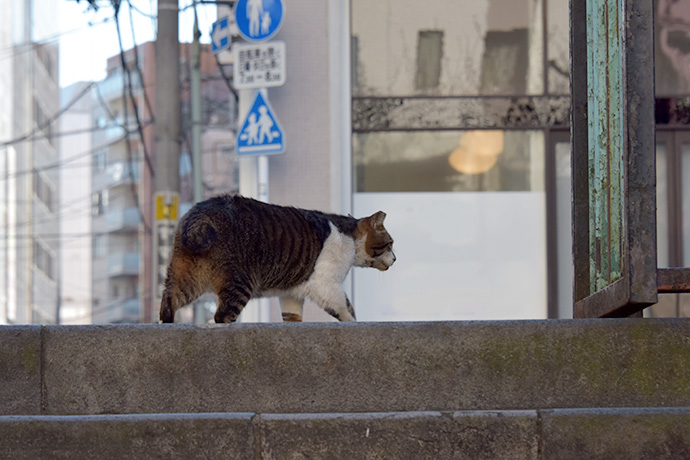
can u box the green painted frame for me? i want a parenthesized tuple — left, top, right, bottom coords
(570, 0, 658, 317)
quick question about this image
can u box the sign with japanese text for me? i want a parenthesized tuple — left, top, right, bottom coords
(233, 41, 286, 90)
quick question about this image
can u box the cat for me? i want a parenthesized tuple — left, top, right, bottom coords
(159, 195, 396, 323)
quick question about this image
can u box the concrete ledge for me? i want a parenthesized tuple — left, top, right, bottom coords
(542, 407, 690, 460)
(3, 409, 690, 460)
(4, 319, 690, 414)
(0, 326, 41, 415)
(260, 410, 538, 460)
(0, 413, 255, 460)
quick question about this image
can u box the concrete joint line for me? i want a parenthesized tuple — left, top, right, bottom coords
(39, 325, 46, 415)
(252, 413, 263, 460)
(536, 409, 544, 460)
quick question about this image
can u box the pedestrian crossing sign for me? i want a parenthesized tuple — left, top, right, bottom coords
(237, 90, 285, 156)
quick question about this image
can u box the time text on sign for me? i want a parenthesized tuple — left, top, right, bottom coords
(233, 41, 286, 90)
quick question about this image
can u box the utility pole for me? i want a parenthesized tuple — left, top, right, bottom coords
(191, 1, 205, 324)
(152, 0, 180, 322)
(191, 1, 203, 205)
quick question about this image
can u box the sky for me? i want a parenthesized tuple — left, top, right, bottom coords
(58, 0, 218, 88)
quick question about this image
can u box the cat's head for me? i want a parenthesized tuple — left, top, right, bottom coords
(355, 211, 396, 271)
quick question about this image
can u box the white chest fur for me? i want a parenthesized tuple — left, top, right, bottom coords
(260, 223, 355, 301)
(308, 223, 356, 286)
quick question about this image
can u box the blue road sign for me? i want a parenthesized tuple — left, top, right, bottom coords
(234, 0, 285, 43)
(211, 16, 230, 54)
(237, 91, 285, 156)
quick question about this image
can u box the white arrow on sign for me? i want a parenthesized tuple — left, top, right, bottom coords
(211, 16, 230, 54)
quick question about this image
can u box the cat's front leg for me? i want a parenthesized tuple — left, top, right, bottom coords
(309, 285, 356, 322)
(279, 296, 304, 322)
(345, 295, 356, 320)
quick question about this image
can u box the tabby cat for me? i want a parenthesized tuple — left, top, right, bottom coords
(160, 195, 396, 323)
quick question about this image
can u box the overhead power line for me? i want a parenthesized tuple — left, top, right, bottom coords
(0, 82, 97, 148)
(113, 1, 153, 234)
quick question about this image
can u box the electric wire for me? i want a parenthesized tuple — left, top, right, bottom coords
(0, 82, 97, 148)
(113, 0, 153, 234)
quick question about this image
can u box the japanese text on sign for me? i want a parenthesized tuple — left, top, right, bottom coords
(233, 41, 286, 90)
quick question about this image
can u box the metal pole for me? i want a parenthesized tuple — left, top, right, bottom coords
(257, 90, 270, 204)
(154, 0, 180, 193)
(257, 155, 268, 202)
(152, 0, 180, 322)
(191, 2, 203, 204)
(191, 1, 206, 324)
(257, 153, 270, 322)
(255, 90, 270, 322)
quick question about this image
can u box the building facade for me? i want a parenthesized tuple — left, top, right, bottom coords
(90, 52, 146, 323)
(215, 0, 690, 321)
(0, 0, 60, 324)
(58, 81, 93, 325)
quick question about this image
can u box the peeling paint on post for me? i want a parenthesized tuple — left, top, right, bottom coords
(586, 0, 625, 293)
(571, 0, 657, 317)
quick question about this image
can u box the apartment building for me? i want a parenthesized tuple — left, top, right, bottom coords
(90, 42, 235, 323)
(0, 0, 60, 324)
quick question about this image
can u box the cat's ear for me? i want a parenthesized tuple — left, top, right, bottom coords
(371, 211, 386, 229)
(359, 211, 387, 233)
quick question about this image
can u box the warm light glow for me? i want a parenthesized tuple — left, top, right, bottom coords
(448, 130, 505, 174)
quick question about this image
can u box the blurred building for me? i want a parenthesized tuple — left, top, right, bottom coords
(0, 0, 60, 324)
(90, 41, 235, 323)
(58, 81, 93, 325)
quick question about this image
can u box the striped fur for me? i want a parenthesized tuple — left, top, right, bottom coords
(160, 195, 395, 323)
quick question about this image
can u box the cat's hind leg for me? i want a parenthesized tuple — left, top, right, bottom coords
(160, 284, 204, 323)
(214, 283, 252, 323)
(279, 296, 304, 322)
(160, 262, 206, 323)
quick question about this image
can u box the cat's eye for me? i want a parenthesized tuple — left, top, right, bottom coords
(372, 242, 392, 256)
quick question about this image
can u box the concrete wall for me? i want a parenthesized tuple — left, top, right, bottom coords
(4, 319, 690, 459)
(5, 408, 690, 460)
(5, 319, 690, 416)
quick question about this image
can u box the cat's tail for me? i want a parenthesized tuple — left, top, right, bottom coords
(179, 214, 217, 254)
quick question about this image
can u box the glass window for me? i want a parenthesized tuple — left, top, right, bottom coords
(94, 150, 107, 173)
(93, 235, 106, 258)
(351, 0, 544, 96)
(91, 191, 108, 216)
(353, 189, 547, 321)
(415, 31, 444, 90)
(33, 172, 53, 212)
(33, 239, 54, 281)
(657, 142, 670, 267)
(547, 0, 569, 93)
(649, 134, 690, 318)
(555, 139, 572, 318)
(353, 130, 544, 192)
(351, 130, 546, 321)
(682, 142, 690, 265)
(656, 0, 690, 95)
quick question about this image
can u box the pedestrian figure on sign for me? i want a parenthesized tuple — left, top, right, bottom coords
(247, 0, 263, 37)
(245, 113, 259, 145)
(258, 105, 275, 143)
(261, 11, 272, 35)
